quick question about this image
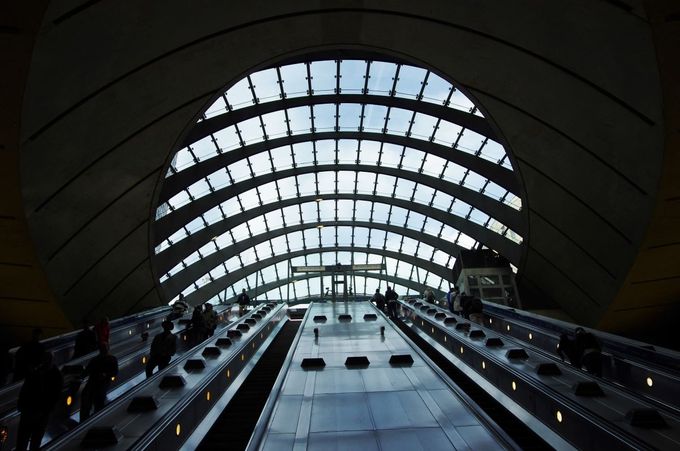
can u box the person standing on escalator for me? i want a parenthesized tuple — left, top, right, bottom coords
(237, 289, 250, 316)
(145, 320, 177, 378)
(80, 344, 118, 423)
(385, 286, 399, 319)
(16, 351, 62, 451)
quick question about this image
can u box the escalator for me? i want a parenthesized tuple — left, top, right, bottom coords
(197, 320, 301, 451)
(394, 318, 553, 450)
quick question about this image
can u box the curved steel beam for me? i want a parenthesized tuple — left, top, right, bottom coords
(172, 246, 452, 305)
(162, 131, 518, 200)
(155, 164, 522, 241)
(161, 220, 457, 294)
(183, 94, 497, 146)
(154, 192, 521, 274)
(154, 195, 465, 274)
(219, 272, 445, 305)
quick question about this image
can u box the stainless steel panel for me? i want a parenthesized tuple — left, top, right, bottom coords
(377, 427, 462, 451)
(269, 395, 303, 434)
(310, 392, 374, 432)
(281, 370, 308, 395)
(367, 390, 438, 429)
(261, 432, 295, 451)
(457, 425, 506, 450)
(315, 369, 365, 394)
(428, 389, 480, 427)
(360, 367, 413, 392)
(307, 430, 380, 451)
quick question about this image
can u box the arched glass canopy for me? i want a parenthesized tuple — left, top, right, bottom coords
(153, 58, 524, 305)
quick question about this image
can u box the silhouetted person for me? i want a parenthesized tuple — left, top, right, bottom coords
(446, 287, 457, 313)
(385, 286, 398, 319)
(557, 332, 578, 365)
(16, 351, 62, 451)
(237, 289, 250, 316)
(190, 305, 207, 345)
(168, 294, 190, 321)
(557, 327, 602, 377)
(94, 317, 110, 348)
(203, 303, 218, 337)
(145, 321, 177, 378)
(72, 321, 97, 360)
(80, 344, 118, 423)
(372, 288, 386, 312)
(13, 328, 45, 382)
(575, 327, 602, 377)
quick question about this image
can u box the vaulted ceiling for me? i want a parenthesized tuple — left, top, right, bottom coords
(2, 0, 679, 345)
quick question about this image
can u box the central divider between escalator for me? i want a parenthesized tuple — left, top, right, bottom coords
(197, 320, 301, 451)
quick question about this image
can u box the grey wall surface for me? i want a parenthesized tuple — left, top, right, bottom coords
(18, 1, 664, 329)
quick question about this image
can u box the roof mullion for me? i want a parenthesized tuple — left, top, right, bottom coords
(305, 62, 313, 95)
(362, 61, 371, 94)
(389, 64, 401, 97)
(417, 70, 430, 101)
(308, 104, 316, 134)
(335, 59, 341, 94)
(275, 66, 286, 100)
(247, 75, 258, 104)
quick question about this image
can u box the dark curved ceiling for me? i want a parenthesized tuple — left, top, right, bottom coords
(6, 1, 677, 344)
(152, 59, 524, 305)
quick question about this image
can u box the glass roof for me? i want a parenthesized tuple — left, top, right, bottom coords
(153, 58, 524, 304)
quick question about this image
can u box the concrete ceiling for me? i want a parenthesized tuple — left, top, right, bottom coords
(3, 0, 679, 345)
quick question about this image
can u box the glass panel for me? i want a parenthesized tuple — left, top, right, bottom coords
(213, 125, 241, 152)
(422, 153, 446, 178)
(400, 148, 424, 172)
(367, 62, 397, 95)
(358, 140, 380, 164)
(249, 152, 271, 177)
(338, 103, 362, 131)
(337, 139, 358, 164)
(271, 145, 294, 170)
(261, 110, 288, 139)
(410, 113, 437, 141)
(225, 77, 254, 110)
(318, 200, 335, 221)
(297, 173, 316, 197)
(250, 68, 280, 103)
(259, 181, 279, 204)
(394, 65, 427, 99)
(456, 129, 485, 153)
(238, 188, 259, 211)
(312, 104, 335, 132)
(337, 226, 352, 246)
(385, 107, 412, 135)
(204, 96, 227, 119)
(363, 104, 387, 132)
(340, 60, 367, 94)
(280, 63, 309, 98)
(422, 72, 452, 105)
(310, 60, 336, 95)
(288, 106, 312, 134)
(355, 200, 372, 221)
(356, 172, 375, 195)
(337, 200, 353, 220)
(393, 178, 415, 200)
(191, 136, 217, 162)
(354, 227, 369, 247)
